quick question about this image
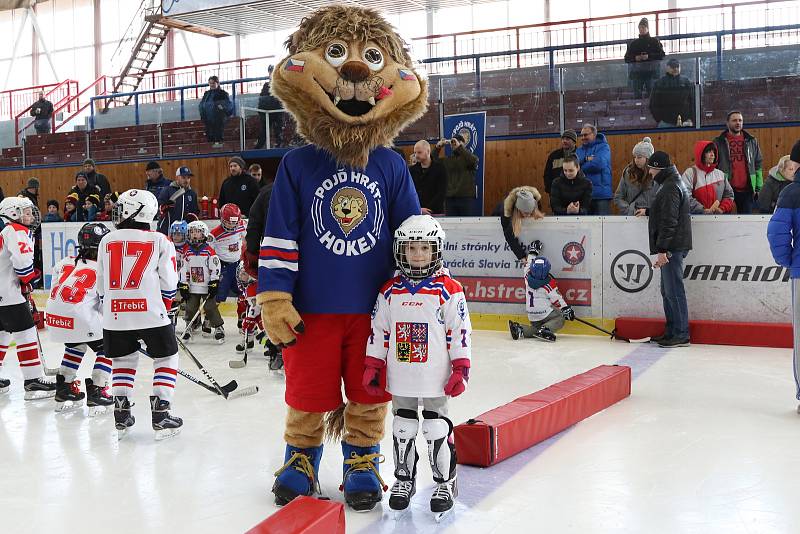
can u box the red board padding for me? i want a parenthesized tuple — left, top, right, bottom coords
(245, 496, 345, 534)
(615, 317, 793, 348)
(454, 365, 631, 467)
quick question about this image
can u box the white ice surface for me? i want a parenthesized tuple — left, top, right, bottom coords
(1, 319, 799, 534)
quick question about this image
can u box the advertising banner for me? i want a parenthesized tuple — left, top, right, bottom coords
(442, 112, 486, 215)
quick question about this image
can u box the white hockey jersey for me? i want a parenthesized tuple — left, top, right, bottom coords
(172, 241, 186, 284)
(210, 220, 246, 263)
(367, 272, 472, 398)
(96, 229, 178, 331)
(525, 278, 567, 321)
(182, 243, 221, 293)
(0, 222, 36, 306)
(46, 257, 103, 343)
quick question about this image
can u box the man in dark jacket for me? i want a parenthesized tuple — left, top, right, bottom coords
(30, 91, 54, 134)
(766, 140, 800, 409)
(649, 59, 695, 128)
(646, 151, 692, 348)
(624, 17, 665, 99)
(712, 111, 763, 214)
(543, 130, 577, 206)
(218, 156, 260, 216)
(82, 159, 112, 200)
(254, 66, 283, 149)
(69, 172, 101, 222)
(244, 180, 274, 276)
(436, 134, 479, 216)
(549, 156, 593, 215)
(144, 160, 171, 198)
(410, 140, 447, 215)
(157, 166, 199, 234)
(200, 76, 232, 146)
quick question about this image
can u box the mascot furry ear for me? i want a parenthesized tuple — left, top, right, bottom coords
(270, 5, 428, 169)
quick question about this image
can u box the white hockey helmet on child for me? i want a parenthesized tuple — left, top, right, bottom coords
(393, 214, 446, 280)
(0, 196, 39, 228)
(187, 220, 210, 245)
(113, 189, 158, 227)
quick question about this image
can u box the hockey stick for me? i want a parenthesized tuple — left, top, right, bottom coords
(228, 330, 249, 368)
(26, 294, 59, 376)
(573, 317, 649, 343)
(177, 368, 237, 396)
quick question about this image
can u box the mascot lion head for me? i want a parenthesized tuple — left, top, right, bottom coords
(270, 5, 428, 169)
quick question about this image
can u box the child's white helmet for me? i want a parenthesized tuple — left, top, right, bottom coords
(112, 189, 158, 227)
(393, 214, 445, 279)
(0, 196, 39, 229)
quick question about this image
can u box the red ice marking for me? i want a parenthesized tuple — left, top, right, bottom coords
(245, 496, 344, 534)
(454, 364, 631, 467)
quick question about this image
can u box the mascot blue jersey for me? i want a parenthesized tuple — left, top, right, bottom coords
(258, 145, 421, 313)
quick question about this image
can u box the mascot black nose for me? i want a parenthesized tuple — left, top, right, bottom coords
(340, 61, 370, 83)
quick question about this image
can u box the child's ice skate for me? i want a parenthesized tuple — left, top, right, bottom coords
(151, 396, 182, 441)
(86, 378, 113, 417)
(431, 476, 457, 522)
(54, 375, 84, 413)
(114, 396, 135, 440)
(24, 377, 56, 400)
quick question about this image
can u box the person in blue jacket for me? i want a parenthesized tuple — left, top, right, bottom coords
(767, 140, 800, 412)
(576, 124, 613, 215)
(156, 166, 199, 235)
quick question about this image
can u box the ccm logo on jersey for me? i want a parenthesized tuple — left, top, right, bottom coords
(111, 299, 148, 312)
(401, 302, 423, 306)
(46, 314, 74, 329)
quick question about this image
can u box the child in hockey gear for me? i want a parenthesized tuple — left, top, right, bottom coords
(211, 204, 246, 313)
(180, 221, 223, 343)
(362, 215, 471, 518)
(508, 256, 575, 342)
(169, 220, 188, 311)
(0, 196, 55, 400)
(46, 222, 114, 414)
(96, 189, 182, 440)
(235, 261, 259, 353)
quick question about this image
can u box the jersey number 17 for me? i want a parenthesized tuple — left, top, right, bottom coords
(106, 241, 154, 290)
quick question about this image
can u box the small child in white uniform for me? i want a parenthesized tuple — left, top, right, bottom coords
(362, 214, 472, 518)
(508, 255, 575, 342)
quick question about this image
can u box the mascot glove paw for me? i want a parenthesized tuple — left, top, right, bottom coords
(257, 291, 304, 347)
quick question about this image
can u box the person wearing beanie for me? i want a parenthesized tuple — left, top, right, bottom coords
(624, 16, 665, 99)
(64, 193, 79, 222)
(217, 157, 260, 216)
(82, 193, 101, 222)
(649, 58, 695, 128)
(43, 199, 62, 223)
(82, 159, 111, 200)
(614, 136, 661, 215)
(682, 141, 735, 215)
(435, 134, 479, 216)
(490, 185, 544, 261)
(767, 139, 800, 411)
(18, 177, 40, 207)
(645, 150, 692, 348)
(550, 155, 593, 216)
(144, 160, 170, 198)
(543, 130, 578, 204)
(199, 75, 232, 147)
(712, 111, 763, 214)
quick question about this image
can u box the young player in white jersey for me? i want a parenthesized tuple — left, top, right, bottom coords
(235, 261, 283, 371)
(362, 215, 472, 519)
(178, 220, 223, 343)
(0, 196, 56, 399)
(46, 222, 114, 414)
(169, 220, 188, 310)
(508, 255, 575, 342)
(95, 189, 182, 440)
(210, 204, 245, 319)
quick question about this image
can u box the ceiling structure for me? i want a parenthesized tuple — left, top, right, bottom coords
(158, 0, 502, 36)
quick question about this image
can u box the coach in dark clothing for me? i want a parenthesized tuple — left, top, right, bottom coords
(649, 59, 695, 127)
(543, 130, 577, 201)
(144, 161, 171, 198)
(624, 17, 665, 99)
(646, 151, 692, 348)
(156, 166, 199, 234)
(243, 181, 274, 276)
(30, 91, 54, 134)
(410, 140, 447, 214)
(549, 156, 593, 215)
(218, 156, 260, 216)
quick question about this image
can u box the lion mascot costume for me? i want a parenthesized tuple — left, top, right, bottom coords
(255, 5, 427, 511)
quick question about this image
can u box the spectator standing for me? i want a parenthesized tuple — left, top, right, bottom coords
(759, 155, 794, 215)
(248, 163, 263, 186)
(713, 111, 763, 214)
(682, 141, 735, 215)
(43, 200, 62, 222)
(410, 140, 447, 215)
(646, 151, 692, 348)
(68, 172, 101, 222)
(144, 161, 170, 198)
(254, 66, 283, 149)
(18, 178, 39, 208)
(82, 159, 111, 200)
(543, 130, 577, 206)
(624, 17, 665, 99)
(218, 156, 260, 216)
(766, 141, 800, 411)
(490, 186, 544, 261)
(576, 125, 613, 215)
(199, 76, 233, 147)
(157, 166, 199, 234)
(550, 155, 593, 216)
(614, 137, 660, 216)
(436, 134, 479, 216)
(649, 59, 695, 128)
(30, 91, 54, 134)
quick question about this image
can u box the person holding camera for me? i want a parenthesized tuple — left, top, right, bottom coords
(435, 134, 479, 216)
